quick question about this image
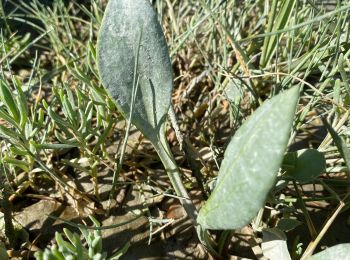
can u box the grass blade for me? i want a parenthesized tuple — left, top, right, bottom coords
(260, 0, 296, 67)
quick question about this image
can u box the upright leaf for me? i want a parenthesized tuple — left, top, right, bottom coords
(260, 0, 296, 68)
(322, 118, 350, 175)
(0, 80, 20, 124)
(197, 87, 299, 230)
(97, 0, 173, 143)
(97, 0, 198, 226)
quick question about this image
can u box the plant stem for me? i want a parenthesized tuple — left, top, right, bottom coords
(154, 128, 198, 222)
(292, 181, 317, 239)
(154, 129, 220, 257)
(168, 106, 208, 199)
(301, 201, 345, 259)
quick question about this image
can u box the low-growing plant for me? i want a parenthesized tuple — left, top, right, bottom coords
(1, 0, 350, 259)
(96, 0, 350, 258)
(34, 216, 130, 260)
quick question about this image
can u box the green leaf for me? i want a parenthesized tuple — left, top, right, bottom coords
(109, 241, 131, 260)
(283, 149, 326, 183)
(322, 118, 350, 175)
(197, 87, 299, 230)
(63, 229, 84, 259)
(13, 76, 28, 128)
(0, 108, 21, 130)
(0, 242, 8, 260)
(3, 156, 29, 172)
(276, 218, 302, 231)
(0, 124, 21, 141)
(338, 53, 350, 96)
(33, 143, 78, 150)
(0, 80, 20, 123)
(261, 228, 291, 260)
(91, 236, 102, 253)
(55, 232, 68, 253)
(260, 0, 296, 68)
(47, 106, 71, 129)
(97, 0, 198, 232)
(307, 244, 350, 260)
(97, 0, 173, 143)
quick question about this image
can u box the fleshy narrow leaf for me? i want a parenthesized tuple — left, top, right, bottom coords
(0, 80, 20, 123)
(307, 244, 350, 260)
(197, 87, 299, 230)
(322, 118, 350, 175)
(33, 143, 78, 150)
(97, 0, 173, 143)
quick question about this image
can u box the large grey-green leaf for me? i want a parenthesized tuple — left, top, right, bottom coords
(197, 87, 299, 230)
(307, 244, 350, 260)
(97, 0, 173, 143)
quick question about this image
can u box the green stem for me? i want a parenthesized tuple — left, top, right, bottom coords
(292, 181, 317, 239)
(154, 127, 220, 258)
(154, 128, 198, 222)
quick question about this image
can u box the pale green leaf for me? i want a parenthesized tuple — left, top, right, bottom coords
(109, 241, 131, 260)
(0, 242, 8, 260)
(3, 156, 29, 172)
(0, 80, 20, 123)
(97, 0, 173, 143)
(323, 118, 350, 175)
(260, 0, 296, 68)
(262, 228, 291, 260)
(33, 143, 78, 150)
(197, 87, 299, 230)
(307, 244, 350, 260)
(283, 149, 326, 183)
